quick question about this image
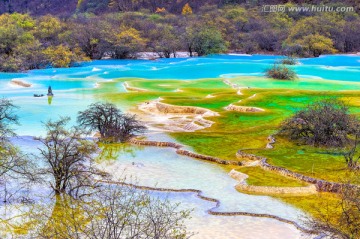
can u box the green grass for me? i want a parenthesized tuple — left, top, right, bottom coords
(248, 137, 359, 183)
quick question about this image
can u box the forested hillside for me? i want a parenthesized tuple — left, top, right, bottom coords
(1, 0, 359, 15)
(1, 0, 360, 72)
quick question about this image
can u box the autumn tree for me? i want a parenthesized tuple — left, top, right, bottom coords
(42, 45, 89, 68)
(295, 34, 337, 57)
(283, 15, 341, 57)
(34, 15, 62, 45)
(77, 102, 146, 143)
(182, 3, 193, 15)
(106, 26, 147, 59)
(0, 13, 38, 71)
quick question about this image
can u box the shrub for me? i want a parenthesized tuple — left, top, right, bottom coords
(280, 99, 360, 148)
(266, 63, 297, 80)
(280, 57, 298, 65)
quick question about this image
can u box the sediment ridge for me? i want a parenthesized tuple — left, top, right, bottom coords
(229, 169, 317, 195)
(10, 80, 32, 87)
(260, 158, 350, 193)
(123, 82, 149, 92)
(129, 138, 242, 166)
(236, 148, 358, 193)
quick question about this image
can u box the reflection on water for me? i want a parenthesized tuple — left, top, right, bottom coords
(47, 96, 53, 105)
(97, 143, 139, 161)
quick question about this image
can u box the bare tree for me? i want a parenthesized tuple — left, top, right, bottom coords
(0, 98, 37, 203)
(306, 182, 360, 239)
(37, 117, 104, 198)
(0, 143, 37, 203)
(344, 134, 360, 170)
(33, 184, 193, 239)
(77, 102, 146, 143)
(280, 99, 359, 148)
(0, 98, 18, 141)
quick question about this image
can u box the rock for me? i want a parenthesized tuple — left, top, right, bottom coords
(225, 104, 264, 113)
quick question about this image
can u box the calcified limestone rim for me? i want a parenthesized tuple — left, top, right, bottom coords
(229, 169, 317, 195)
(129, 138, 241, 166)
(236, 138, 360, 193)
(131, 138, 359, 193)
(223, 79, 249, 95)
(100, 179, 316, 235)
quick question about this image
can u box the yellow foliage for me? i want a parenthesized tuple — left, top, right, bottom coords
(182, 3, 193, 15)
(42, 45, 73, 68)
(77, 0, 84, 9)
(155, 7, 166, 13)
(116, 27, 147, 48)
(296, 33, 337, 57)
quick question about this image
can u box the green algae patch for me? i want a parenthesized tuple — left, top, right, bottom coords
(229, 76, 360, 91)
(276, 192, 342, 220)
(237, 166, 308, 187)
(249, 137, 360, 184)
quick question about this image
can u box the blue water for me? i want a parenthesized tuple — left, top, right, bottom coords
(0, 54, 359, 136)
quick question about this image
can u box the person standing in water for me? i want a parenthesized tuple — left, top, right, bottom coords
(47, 86, 54, 96)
